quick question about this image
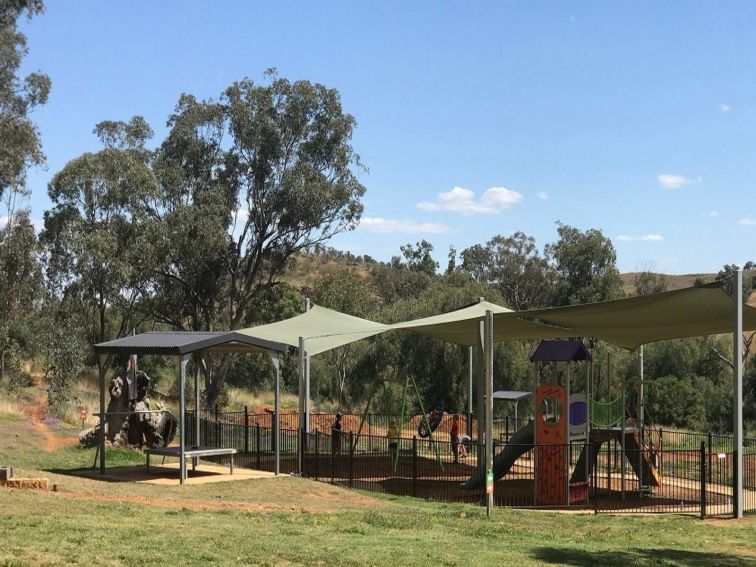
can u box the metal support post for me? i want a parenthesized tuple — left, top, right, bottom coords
(638, 345, 644, 494)
(485, 310, 494, 516)
(272, 353, 281, 476)
(97, 354, 108, 474)
(298, 336, 306, 472)
(733, 268, 743, 518)
(468, 346, 474, 438)
(178, 354, 189, 485)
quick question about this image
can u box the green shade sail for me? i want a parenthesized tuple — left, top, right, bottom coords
(237, 305, 389, 356)
(237, 283, 756, 355)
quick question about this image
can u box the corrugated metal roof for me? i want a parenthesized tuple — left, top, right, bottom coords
(94, 331, 286, 356)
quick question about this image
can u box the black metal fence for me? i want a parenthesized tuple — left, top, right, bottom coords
(182, 409, 756, 517)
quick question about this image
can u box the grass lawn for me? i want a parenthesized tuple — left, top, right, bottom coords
(1, 412, 755, 566)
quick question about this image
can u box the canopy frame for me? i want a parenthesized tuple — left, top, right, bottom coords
(94, 331, 286, 485)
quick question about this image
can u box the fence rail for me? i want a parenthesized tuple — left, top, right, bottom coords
(181, 410, 756, 517)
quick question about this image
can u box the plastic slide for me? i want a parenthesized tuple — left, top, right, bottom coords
(462, 420, 535, 490)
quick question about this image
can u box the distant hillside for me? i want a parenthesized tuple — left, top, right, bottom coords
(619, 272, 716, 294)
(283, 253, 755, 305)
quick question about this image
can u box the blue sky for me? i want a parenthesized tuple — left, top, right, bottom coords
(18, 1, 756, 274)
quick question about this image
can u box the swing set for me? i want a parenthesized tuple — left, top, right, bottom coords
(349, 374, 446, 472)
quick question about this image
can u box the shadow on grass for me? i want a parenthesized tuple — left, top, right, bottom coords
(532, 547, 752, 566)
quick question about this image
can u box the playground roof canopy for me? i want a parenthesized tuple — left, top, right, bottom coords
(392, 283, 756, 350)
(502, 282, 756, 350)
(237, 305, 389, 356)
(492, 390, 532, 401)
(530, 340, 592, 362)
(389, 299, 513, 345)
(94, 331, 287, 356)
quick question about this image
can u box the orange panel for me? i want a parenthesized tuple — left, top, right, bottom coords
(536, 385, 567, 505)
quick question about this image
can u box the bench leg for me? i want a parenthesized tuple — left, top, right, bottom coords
(230, 455, 234, 475)
(192, 457, 196, 472)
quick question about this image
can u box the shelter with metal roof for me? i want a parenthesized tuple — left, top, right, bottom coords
(94, 331, 287, 485)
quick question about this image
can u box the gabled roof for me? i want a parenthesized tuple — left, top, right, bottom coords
(94, 331, 286, 356)
(530, 340, 592, 362)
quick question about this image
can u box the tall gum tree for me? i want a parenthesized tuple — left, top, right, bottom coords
(147, 72, 366, 404)
(41, 118, 158, 347)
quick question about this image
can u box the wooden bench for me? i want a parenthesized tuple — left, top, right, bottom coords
(144, 446, 238, 476)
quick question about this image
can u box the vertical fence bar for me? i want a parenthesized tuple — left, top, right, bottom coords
(255, 423, 261, 469)
(700, 441, 706, 520)
(412, 436, 419, 498)
(244, 406, 249, 454)
(349, 431, 355, 489)
(707, 432, 712, 484)
(315, 429, 320, 481)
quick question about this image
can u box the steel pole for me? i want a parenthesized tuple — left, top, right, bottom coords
(97, 354, 107, 474)
(178, 355, 189, 485)
(468, 346, 474, 438)
(733, 268, 743, 518)
(305, 298, 311, 434)
(273, 353, 281, 476)
(638, 345, 644, 493)
(485, 310, 494, 516)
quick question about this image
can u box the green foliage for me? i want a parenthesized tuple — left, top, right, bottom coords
(0, 1, 50, 202)
(546, 222, 624, 305)
(41, 118, 157, 346)
(646, 375, 707, 431)
(398, 240, 439, 275)
(634, 271, 668, 296)
(46, 319, 87, 408)
(0, 210, 41, 385)
(716, 262, 755, 301)
(460, 232, 554, 309)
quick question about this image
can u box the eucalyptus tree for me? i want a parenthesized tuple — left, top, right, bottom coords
(634, 270, 668, 296)
(0, 1, 48, 385)
(545, 222, 624, 306)
(41, 117, 157, 346)
(146, 72, 366, 404)
(0, 0, 50, 202)
(313, 267, 378, 408)
(0, 210, 41, 383)
(460, 232, 554, 310)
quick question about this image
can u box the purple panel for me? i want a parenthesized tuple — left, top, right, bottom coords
(570, 401, 587, 426)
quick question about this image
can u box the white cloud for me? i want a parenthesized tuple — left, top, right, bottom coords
(535, 191, 548, 201)
(718, 103, 731, 113)
(617, 234, 664, 242)
(657, 174, 702, 189)
(417, 186, 523, 215)
(739, 217, 756, 226)
(702, 210, 720, 217)
(359, 217, 452, 234)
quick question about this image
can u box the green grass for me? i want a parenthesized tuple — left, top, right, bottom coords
(1, 411, 755, 566)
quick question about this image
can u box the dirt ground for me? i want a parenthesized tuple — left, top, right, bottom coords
(21, 395, 79, 452)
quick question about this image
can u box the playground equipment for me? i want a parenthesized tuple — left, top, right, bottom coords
(464, 340, 664, 504)
(349, 373, 445, 472)
(418, 408, 445, 438)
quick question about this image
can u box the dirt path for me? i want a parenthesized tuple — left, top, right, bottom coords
(21, 395, 79, 452)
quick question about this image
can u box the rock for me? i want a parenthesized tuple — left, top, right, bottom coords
(79, 369, 177, 450)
